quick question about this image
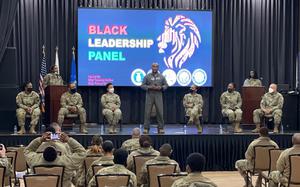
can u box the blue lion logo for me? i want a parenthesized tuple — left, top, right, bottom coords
(157, 15, 201, 69)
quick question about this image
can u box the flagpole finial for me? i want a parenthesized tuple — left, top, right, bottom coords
(42, 45, 45, 55)
(72, 46, 75, 55)
(55, 46, 59, 51)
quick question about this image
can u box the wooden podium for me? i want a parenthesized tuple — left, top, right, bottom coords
(44, 85, 68, 124)
(241, 87, 265, 124)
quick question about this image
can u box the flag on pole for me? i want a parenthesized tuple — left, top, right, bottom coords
(39, 45, 47, 113)
(70, 47, 77, 84)
(55, 46, 60, 75)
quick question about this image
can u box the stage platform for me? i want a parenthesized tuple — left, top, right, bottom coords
(0, 124, 294, 171)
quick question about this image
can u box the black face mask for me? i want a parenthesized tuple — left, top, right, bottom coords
(190, 89, 196, 93)
(70, 89, 77, 94)
(27, 88, 33, 93)
(227, 88, 233, 93)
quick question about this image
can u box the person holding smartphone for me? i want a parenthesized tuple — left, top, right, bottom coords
(24, 132, 86, 187)
(36, 127, 71, 155)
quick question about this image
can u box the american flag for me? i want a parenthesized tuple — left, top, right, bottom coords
(39, 45, 47, 112)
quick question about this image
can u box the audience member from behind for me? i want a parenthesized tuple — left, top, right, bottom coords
(82, 140, 115, 187)
(36, 127, 71, 155)
(269, 133, 300, 187)
(88, 148, 137, 187)
(140, 143, 181, 186)
(121, 128, 141, 152)
(86, 135, 103, 155)
(172, 153, 217, 187)
(75, 135, 104, 186)
(235, 127, 278, 187)
(0, 144, 14, 177)
(24, 131, 86, 187)
(127, 135, 159, 171)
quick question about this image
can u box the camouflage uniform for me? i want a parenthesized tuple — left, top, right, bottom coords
(83, 155, 114, 186)
(171, 173, 217, 187)
(268, 145, 300, 187)
(57, 91, 87, 132)
(88, 164, 137, 187)
(140, 156, 181, 185)
(127, 147, 160, 172)
(183, 93, 203, 133)
(43, 73, 64, 88)
(141, 73, 168, 130)
(243, 78, 262, 87)
(0, 157, 13, 177)
(121, 138, 140, 153)
(75, 150, 105, 187)
(220, 91, 243, 132)
(37, 140, 71, 155)
(101, 93, 122, 133)
(16, 91, 41, 133)
(24, 137, 86, 187)
(235, 137, 278, 186)
(253, 92, 284, 132)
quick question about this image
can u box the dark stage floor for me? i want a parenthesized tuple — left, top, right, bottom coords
(29, 123, 296, 135)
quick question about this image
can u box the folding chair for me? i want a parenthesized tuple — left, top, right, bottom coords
(158, 173, 188, 187)
(95, 174, 130, 187)
(147, 163, 177, 187)
(23, 174, 60, 187)
(246, 145, 276, 186)
(33, 165, 64, 187)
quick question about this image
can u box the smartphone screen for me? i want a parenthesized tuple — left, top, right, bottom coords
(51, 133, 59, 140)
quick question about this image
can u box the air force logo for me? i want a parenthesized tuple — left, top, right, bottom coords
(131, 69, 146, 86)
(157, 15, 201, 69)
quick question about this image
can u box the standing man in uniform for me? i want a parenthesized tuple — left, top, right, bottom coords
(220, 83, 243, 133)
(252, 83, 284, 133)
(183, 85, 203, 134)
(101, 83, 122, 134)
(141, 63, 168, 134)
(57, 83, 88, 134)
(16, 82, 41, 134)
(43, 65, 64, 88)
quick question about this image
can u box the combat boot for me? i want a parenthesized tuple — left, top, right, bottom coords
(273, 124, 279, 133)
(80, 124, 88, 134)
(17, 126, 26, 134)
(108, 125, 114, 134)
(234, 122, 242, 133)
(252, 124, 261, 133)
(158, 128, 165, 134)
(29, 124, 37, 134)
(143, 128, 149, 134)
(113, 125, 117, 134)
(196, 124, 202, 134)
